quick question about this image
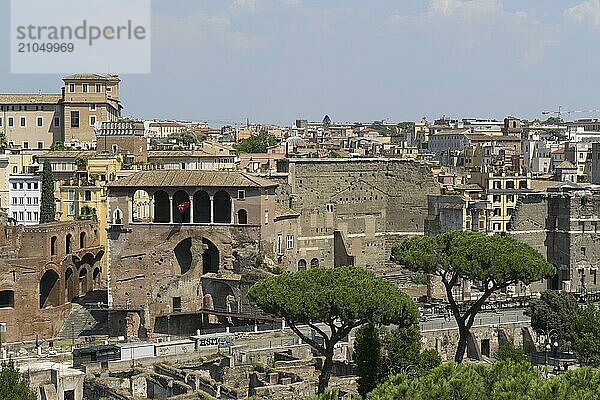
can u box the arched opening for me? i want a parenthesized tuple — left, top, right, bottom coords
(237, 209, 248, 224)
(65, 268, 75, 302)
(213, 191, 231, 223)
(202, 280, 236, 314)
(174, 238, 192, 274)
(50, 236, 57, 256)
(0, 290, 14, 308)
(153, 190, 170, 223)
(79, 268, 89, 296)
(193, 190, 211, 223)
(132, 189, 151, 222)
(65, 233, 73, 254)
(93, 267, 101, 290)
(40, 270, 60, 308)
(310, 258, 319, 268)
(202, 238, 219, 274)
(172, 190, 191, 224)
(298, 259, 307, 271)
(113, 209, 122, 224)
(79, 231, 86, 249)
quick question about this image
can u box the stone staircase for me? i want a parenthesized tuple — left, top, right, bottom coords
(58, 290, 109, 338)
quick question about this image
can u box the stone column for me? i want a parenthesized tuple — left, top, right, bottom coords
(210, 195, 214, 223)
(189, 195, 194, 223)
(169, 194, 174, 223)
(149, 196, 154, 223)
(230, 199, 235, 224)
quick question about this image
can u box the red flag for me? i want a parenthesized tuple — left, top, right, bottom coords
(177, 201, 190, 213)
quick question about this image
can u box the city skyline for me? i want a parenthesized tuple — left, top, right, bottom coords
(1, 0, 600, 124)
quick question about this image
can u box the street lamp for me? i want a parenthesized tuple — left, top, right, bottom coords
(537, 326, 559, 377)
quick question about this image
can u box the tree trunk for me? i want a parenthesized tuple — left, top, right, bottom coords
(317, 352, 334, 394)
(455, 327, 468, 363)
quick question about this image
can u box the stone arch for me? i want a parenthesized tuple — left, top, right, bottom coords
(237, 209, 248, 224)
(79, 231, 86, 249)
(202, 280, 236, 313)
(65, 233, 73, 254)
(213, 190, 231, 223)
(174, 237, 192, 274)
(50, 236, 57, 256)
(298, 259, 307, 271)
(153, 190, 170, 223)
(202, 238, 219, 274)
(40, 269, 60, 308)
(79, 267, 90, 296)
(172, 190, 190, 224)
(310, 258, 319, 268)
(193, 190, 210, 223)
(65, 267, 76, 302)
(132, 189, 151, 222)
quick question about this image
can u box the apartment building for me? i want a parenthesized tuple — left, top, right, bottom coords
(0, 74, 121, 150)
(8, 173, 41, 225)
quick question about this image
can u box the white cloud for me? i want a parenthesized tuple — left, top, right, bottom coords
(388, 0, 554, 67)
(564, 0, 600, 28)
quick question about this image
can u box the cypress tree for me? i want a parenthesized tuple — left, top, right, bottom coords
(40, 159, 55, 223)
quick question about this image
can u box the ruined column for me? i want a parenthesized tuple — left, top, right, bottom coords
(210, 195, 214, 223)
(169, 194, 174, 223)
(230, 198, 235, 224)
(189, 196, 194, 223)
(149, 197, 154, 223)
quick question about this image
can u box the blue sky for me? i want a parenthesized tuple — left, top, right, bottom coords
(1, 0, 600, 125)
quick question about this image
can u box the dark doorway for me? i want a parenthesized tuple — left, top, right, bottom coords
(481, 339, 490, 357)
(172, 190, 190, 223)
(237, 209, 248, 224)
(40, 270, 60, 308)
(213, 190, 231, 223)
(174, 238, 192, 274)
(153, 190, 170, 223)
(202, 238, 219, 274)
(193, 190, 211, 223)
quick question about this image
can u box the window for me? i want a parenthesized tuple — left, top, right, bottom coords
(68, 203, 75, 216)
(50, 236, 57, 256)
(89, 104, 96, 111)
(69, 83, 75, 92)
(11, 197, 16, 205)
(11, 212, 16, 220)
(0, 117, 3, 126)
(84, 190, 92, 201)
(19, 117, 25, 127)
(264, 210, 269, 224)
(33, 182, 38, 189)
(507, 194, 515, 203)
(277, 233, 283, 255)
(493, 180, 501, 189)
(68, 189, 75, 200)
(8, 117, 13, 127)
(95, 83, 101, 93)
(37, 116, 43, 127)
(493, 208, 501, 216)
(11, 183, 16, 189)
(33, 211, 38, 220)
(22, 141, 28, 149)
(70, 111, 79, 128)
(19, 197, 23, 205)
(82, 83, 88, 93)
(26, 212, 31, 221)
(237, 190, 246, 200)
(26, 197, 31, 205)
(90, 116, 96, 126)
(326, 203, 335, 212)
(37, 141, 44, 149)
(593, 270, 597, 286)
(33, 197, 38, 204)
(582, 247, 587, 256)
(506, 181, 514, 189)
(54, 117, 60, 127)
(493, 195, 501, 203)
(287, 234, 294, 249)
(18, 183, 23, 189)
(18, 211, 23, 221)
(493, 223, 501, 231)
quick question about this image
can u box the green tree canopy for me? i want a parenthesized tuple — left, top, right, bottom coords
(248, 267, 417, 393)
(527, 290, 579, 343)
(168, 130, 199, 146)
(367, 361, 600, 400)
(40, 159, 56, 223)
(494, 342, 529, 364)
(571, 303, 600, 366)
(354, 324, 441, 398)
(392, 231, 555, 363)
(236, 131, 278, 153)
(0, 359, 37, 400)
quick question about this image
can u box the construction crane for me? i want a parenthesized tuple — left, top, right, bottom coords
(541, 106, 600, 120)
